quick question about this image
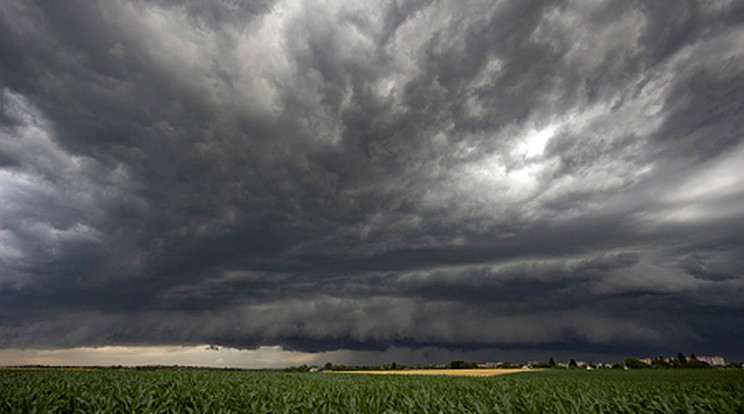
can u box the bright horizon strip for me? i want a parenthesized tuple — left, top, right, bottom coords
(0, 345, 316, 369)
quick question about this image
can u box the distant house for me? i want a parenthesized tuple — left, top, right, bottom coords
(697, 356, 726, 366)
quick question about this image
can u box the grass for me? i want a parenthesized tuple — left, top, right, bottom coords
(1, 368, 743, 413)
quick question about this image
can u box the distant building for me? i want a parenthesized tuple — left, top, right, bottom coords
(640, 358, 653, 365)
(697, 356, 726, 366)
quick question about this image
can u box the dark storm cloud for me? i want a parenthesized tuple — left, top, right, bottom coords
(1, 0, 743, 362)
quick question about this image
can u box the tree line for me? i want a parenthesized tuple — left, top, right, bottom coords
(285, 352, 739, 372)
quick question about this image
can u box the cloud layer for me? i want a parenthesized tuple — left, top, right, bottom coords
(1, 0, 743, 362)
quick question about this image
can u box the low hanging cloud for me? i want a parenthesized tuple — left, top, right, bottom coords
(1, 0, 743, 363)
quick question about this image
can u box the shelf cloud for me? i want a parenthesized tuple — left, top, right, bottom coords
(1, 0, 743, 364)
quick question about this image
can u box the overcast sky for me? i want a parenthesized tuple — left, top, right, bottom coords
(1, 0, 743, 367)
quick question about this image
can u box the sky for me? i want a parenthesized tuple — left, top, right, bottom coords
(0, 0, 743, 368)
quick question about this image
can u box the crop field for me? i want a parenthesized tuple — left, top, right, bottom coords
(1, 368, 743, 413)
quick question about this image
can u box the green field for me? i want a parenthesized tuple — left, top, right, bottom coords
(2, 368, 743, 413)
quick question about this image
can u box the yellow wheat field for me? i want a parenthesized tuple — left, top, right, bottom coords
(328, 368, 540, 377)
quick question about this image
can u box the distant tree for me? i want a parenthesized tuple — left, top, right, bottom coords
(685, 359, 710, 369)
(690, 353, 697, 361)
(569, 359, 577, 368)
(653, 356, 668, 368)
(549, 357, 556, 367)
(449, 360, 477, 369)
(283, 364, 310, 372)
(677, 352, 687, 365)
(624, 358, 649, 369)
(324, 362, 333, 370)
(391, 362, 397, 370)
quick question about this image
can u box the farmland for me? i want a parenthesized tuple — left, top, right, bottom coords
(1, 368, 743, 413)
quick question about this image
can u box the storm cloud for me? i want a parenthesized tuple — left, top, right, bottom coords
(1, 0, 743, 363)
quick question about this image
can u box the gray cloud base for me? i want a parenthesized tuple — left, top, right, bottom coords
(1, 0, 743, 361)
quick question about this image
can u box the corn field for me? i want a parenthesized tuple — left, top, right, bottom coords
(1, 368, 743, 413)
